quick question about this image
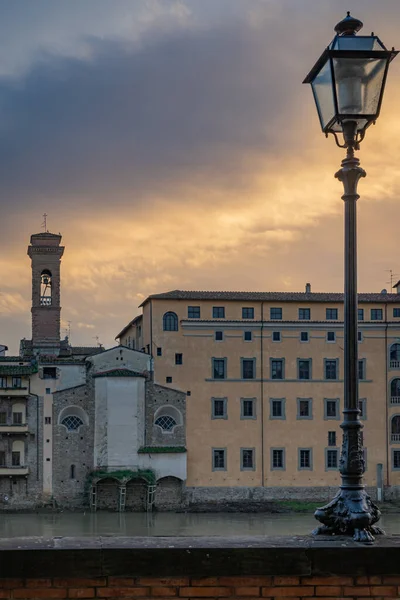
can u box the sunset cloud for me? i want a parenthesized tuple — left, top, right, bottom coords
(1, 0, 400, 353)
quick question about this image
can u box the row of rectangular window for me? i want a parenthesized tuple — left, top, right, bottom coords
(214, 331, 363, 343)
(186, 306, 394, 321)
(213, 447, 256, 470)
(0, 451, 22, 467)
(0, 377, 22, 389)
(0, 412, 24, 425)
(159, 330, 364, 351)
(211, 397, 366, 420)
(212, 447, 364, 471)
(212, 357, 367, 380)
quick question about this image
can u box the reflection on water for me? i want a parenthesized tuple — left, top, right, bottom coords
(0, 511, 399, 538)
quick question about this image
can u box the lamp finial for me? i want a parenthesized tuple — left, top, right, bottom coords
(335, 12, 363, 36)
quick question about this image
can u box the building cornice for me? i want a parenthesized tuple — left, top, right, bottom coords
(181, 320, 400, 330)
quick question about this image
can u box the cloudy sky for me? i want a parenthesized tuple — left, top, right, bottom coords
(1, 0, 400, 354)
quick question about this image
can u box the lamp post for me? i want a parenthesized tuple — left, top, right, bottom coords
(303, 13, 398, 543)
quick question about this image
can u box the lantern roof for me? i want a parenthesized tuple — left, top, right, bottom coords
(334, 11, 363, 36)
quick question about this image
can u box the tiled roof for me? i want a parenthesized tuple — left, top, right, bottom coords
(0, 365, 36, 375)
(140, 290, 400, 305)
(93, 369, 146, 378)
(115, 315, 143, 340)
(39, 357, 86, 364)
(70, 346, 105, 356)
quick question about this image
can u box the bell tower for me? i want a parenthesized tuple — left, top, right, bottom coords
(27, 232, 65, 352)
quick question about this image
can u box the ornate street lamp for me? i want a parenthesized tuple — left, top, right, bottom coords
(303, 13, 398, 543)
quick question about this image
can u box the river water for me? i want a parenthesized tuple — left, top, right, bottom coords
(1, 512, 400, 538)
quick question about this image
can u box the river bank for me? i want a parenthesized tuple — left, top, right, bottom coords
(1, 499, 400, 514)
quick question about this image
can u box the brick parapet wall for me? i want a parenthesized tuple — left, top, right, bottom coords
(1, 575, 400, 598)
(2, 536, 400, 599)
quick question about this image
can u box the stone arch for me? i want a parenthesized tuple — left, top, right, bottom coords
(40, 269, 53, 306)
(58, 405, 89, 432)
(154, 405, 183, 433)
(155, 475, 184, 511)
(154, 476, 183, 511)
(125, 478, 147, 511)
(95, 477, 119, 511)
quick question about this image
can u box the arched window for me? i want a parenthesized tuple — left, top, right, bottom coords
(391, 378, 400, 400)
(391, 344, 400, 362)
(12, 403, 26, 425)
(62, 415, 83, 431)
(12, 440, 24, 466)
(70, 464, 76, 479)
(163, 312, 178, 331)
(154, 405, 183, 433)
(155, 415, 177, 431)
(392, 416, 400, 441)
(40, 270, 52, 306)
(58, 406, 88, 432)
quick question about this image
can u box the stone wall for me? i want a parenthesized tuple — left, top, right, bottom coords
(145, 382, 186, 447)
(52, 383, 94, 508)
(184, 485, 379, 509)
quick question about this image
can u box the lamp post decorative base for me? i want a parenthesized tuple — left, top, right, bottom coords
(312, 489, 384, 543)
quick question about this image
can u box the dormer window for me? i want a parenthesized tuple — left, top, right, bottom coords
(40, 270, 52, 306)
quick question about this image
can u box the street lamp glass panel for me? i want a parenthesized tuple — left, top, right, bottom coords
(332, 36, 385, 51)
(333, 56, 387, 116)
(311, 58, 335, 129)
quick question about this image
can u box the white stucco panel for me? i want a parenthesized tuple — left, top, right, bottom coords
(105, 377, 145, 467)
(138, 453, 187, 481)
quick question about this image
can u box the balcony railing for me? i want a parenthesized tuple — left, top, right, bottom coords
(0, 467, 29, 476)
(392, 434, 400, 442)
(390, 360, 400, 368)
(0, 388, 28, 396)
(0, 424, 28, 434)
(391, 397, 400, 405)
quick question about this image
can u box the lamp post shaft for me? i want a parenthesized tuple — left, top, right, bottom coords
(313, 143, 383, 543)
(338, 152, 365, 490)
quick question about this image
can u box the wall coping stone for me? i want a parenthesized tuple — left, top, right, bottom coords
(0, 535, 400, 578)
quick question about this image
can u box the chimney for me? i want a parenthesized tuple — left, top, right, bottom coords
(305, 283, 311, 293)
(0, 345, 8, 357)
(394, 280, 400, 294)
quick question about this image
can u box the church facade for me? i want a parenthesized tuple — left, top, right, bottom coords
(0, 232, 186, 510)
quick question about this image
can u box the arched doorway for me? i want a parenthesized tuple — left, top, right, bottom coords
(155, 476, 183, 511)
(125, 479, 147, 511)
(95, 478, 119, 511)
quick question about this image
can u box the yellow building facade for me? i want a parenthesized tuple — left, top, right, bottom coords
(116, 287, 400, 500)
